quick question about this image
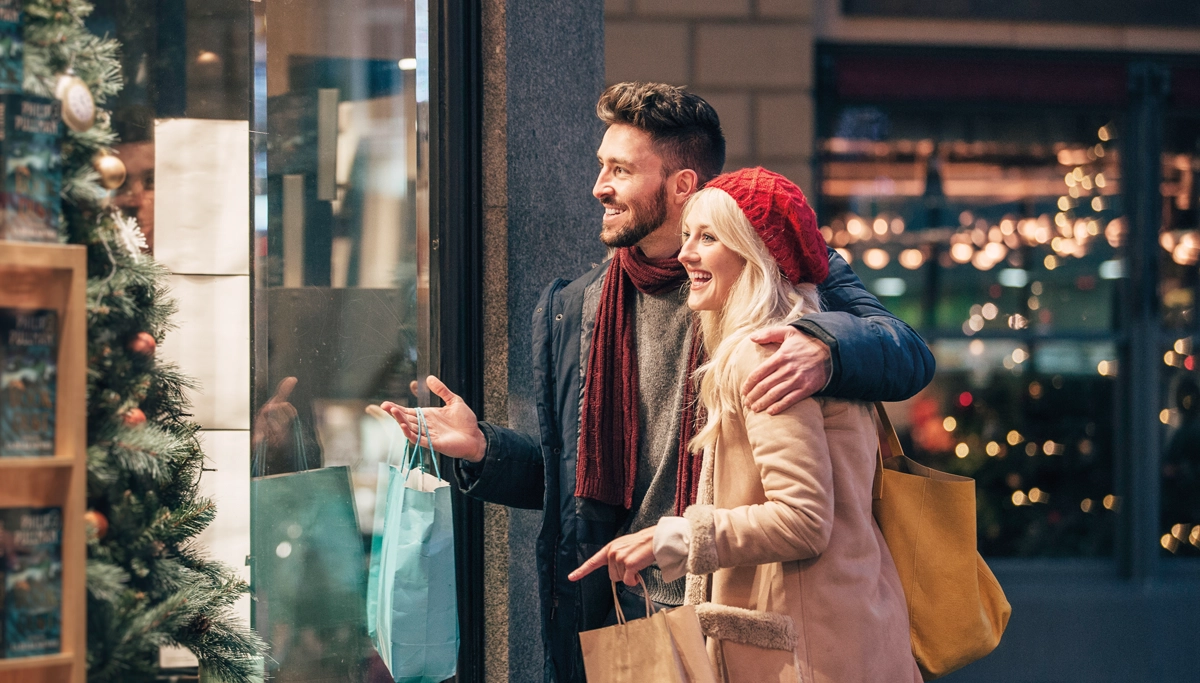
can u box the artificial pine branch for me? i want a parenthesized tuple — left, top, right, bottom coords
(21, 0, 267, 680)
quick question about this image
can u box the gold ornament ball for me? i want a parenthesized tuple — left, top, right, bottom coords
(84, 510, 109, 539)
(94, 154, 127, 190)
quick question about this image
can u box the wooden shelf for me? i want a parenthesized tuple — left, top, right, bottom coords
(0, 457, 75, 469)
(0, 652, 73, 671)
(0, 243, 87, 683)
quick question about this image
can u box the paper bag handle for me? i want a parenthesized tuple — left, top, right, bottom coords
(610, 575, 655, 626)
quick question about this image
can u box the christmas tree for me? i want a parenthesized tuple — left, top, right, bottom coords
(20, 1, 264, 680)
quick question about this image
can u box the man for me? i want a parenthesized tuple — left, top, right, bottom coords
(384, 82, 934, 682)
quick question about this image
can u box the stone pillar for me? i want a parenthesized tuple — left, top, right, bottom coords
(480, 0, 607, 680)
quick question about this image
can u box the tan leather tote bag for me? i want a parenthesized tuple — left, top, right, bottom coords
(872, 403, 1012, 680)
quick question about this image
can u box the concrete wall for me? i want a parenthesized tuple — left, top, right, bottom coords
(605, 0, 818, 193)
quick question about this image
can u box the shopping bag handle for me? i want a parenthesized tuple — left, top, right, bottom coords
(872, 402, 904, 501)
(399, 408, 442, 480)
(610, 575, 654, 626)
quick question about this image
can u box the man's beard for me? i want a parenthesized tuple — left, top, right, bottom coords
(600, 181, 669, 249)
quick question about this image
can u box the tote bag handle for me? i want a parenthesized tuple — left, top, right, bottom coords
(871, 401, 903, 501)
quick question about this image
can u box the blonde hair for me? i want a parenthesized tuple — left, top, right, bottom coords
(684, 187, 822, 454)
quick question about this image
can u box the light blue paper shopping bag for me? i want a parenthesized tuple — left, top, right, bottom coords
(367, 410, 459, 683)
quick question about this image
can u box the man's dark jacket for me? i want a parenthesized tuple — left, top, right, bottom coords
(456, 247, 935, 683)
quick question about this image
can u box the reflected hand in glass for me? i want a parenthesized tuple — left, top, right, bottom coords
(381, 375, 486, 462)
(253, 376, 299, 450)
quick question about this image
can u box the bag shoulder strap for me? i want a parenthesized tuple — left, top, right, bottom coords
(872, 402, 905, 501)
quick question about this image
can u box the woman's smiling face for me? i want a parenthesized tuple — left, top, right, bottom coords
(679, 205, 746, 311)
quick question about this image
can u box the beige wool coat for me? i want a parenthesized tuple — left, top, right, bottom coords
(679, 340, 921, 683)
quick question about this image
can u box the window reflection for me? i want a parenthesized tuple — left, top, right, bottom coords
(251, 0, 430, 679)
(820, 104, 1122, 556)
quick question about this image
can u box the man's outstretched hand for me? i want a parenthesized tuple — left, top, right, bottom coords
(741, 326, 831, 415)
(381, 375, 487, 463)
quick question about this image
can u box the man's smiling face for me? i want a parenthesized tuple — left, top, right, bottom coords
(592, 123, 669, 248)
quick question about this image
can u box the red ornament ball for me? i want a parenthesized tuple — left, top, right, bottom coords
(84, 510, 108, 539)
(123, 408, 146, 427)
(128, 332, 156, 356)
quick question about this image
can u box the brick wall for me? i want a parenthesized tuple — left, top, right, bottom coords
(605, 0, 817, 193)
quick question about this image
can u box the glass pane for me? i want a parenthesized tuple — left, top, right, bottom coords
(251, 0, 432, 679)
(1160, 112, 1200, 558)
(820, 102, 1123, 557)
(88, 0, 252, 255)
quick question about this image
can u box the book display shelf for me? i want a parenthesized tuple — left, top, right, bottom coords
(0, 243, 86, 683)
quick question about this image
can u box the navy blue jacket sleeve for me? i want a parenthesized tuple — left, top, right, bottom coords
(453, 277, 567, 510)
(794, 247, 936, 402)
(453, 421, 545, 510)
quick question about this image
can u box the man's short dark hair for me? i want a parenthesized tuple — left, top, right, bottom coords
(596, 82, 726, 184)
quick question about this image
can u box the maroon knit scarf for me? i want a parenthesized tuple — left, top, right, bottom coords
(674, 322, 707, 515)
(575, 246, 706, 515)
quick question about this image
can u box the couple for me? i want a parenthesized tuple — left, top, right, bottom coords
(384, 83, 932, 683)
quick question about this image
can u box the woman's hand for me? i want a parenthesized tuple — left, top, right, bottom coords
(382, 375, 487, 462)
(569, 526, 657, 586)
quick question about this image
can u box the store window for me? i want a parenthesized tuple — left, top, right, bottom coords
(90, 0, 481, 678)
(818, 52, 1129, 557)
(248, 0, 442, 680)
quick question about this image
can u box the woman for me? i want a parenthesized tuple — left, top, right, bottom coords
(570, 167, 920, 683)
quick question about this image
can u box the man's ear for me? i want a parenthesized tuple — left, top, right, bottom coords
(671, 168, 699, 206)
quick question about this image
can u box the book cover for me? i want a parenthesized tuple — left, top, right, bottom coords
(0, 95, 62, 243)
(0, 0, 22, 95)
(2, 506, 62, 658)
(0, 308, 57, 457)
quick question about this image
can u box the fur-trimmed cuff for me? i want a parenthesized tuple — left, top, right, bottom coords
(695, 603, 797, 652)
(684, 504, 718, 575)
(684, 573, 708, 606)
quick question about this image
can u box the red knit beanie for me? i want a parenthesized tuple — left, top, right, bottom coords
(704, 167, 828, 285)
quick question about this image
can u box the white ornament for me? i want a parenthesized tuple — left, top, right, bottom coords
(54, 71, 96, 132)
(114, 213, 147, 260)
(61, 78, 96, 132)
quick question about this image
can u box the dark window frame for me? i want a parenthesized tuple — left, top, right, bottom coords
(431, 0, 486, 680)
